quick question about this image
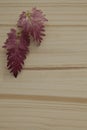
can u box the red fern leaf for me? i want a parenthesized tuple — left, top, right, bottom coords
(3, 29, 30, 77)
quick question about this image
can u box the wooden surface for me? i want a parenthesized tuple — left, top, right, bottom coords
(0, 0, 87, 129)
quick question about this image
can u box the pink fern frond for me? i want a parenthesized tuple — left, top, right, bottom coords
(17, 7, 48, 45)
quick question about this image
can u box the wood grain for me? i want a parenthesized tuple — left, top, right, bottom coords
(0, 0, 87, 130)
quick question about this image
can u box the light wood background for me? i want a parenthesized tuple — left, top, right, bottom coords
(0, 0, 87, 130)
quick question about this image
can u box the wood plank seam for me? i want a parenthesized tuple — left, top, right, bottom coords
(0, 94, 87, 104)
